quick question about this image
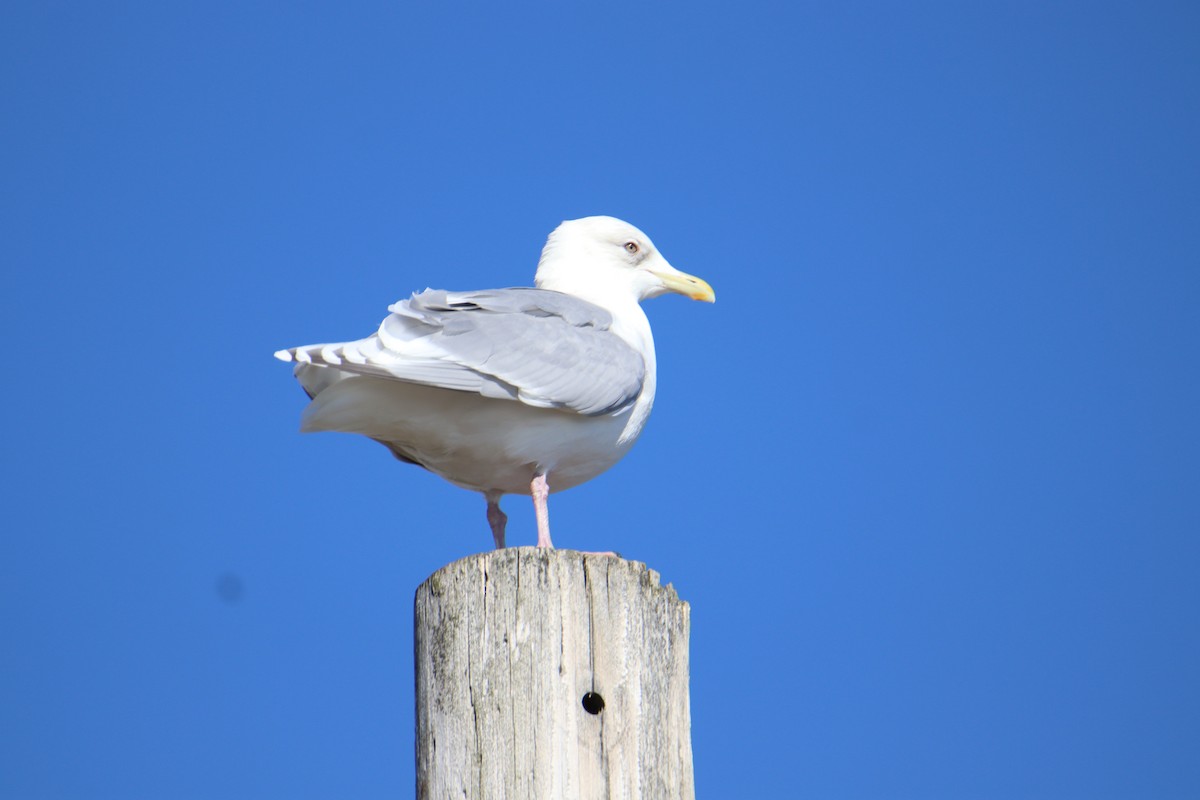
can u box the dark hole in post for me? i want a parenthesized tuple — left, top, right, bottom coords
(581, 692, 605, 715)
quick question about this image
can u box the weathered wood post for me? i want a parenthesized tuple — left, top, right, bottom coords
(414, 547, 694, 800)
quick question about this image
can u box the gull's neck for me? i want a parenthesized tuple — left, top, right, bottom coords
(536, 263, 657, 377)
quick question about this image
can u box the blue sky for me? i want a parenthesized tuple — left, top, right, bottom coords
(3, 2, 1198, 797)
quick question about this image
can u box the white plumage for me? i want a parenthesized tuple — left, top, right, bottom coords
(275, 216, 714, 549)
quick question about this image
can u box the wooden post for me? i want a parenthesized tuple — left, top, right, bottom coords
(414, 547, 694, 800)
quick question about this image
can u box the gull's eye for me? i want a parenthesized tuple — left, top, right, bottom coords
(624, 241, 640, 254)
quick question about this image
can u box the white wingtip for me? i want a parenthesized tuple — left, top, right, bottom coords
(274, 349, 294, 362)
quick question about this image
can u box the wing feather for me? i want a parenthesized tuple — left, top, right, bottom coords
(275, 288, 645, 416)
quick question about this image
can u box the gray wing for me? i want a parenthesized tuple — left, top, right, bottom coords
(276, 288, 646, 416)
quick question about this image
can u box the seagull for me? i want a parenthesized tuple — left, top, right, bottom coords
(274, 216, 714, 549)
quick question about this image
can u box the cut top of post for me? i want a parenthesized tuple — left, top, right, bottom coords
(414, 548, 695, 800)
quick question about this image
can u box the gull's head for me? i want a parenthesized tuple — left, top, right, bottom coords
(534, 216, 715, 308)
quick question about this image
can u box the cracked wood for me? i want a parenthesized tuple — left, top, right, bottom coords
(414, 548, 694, 800)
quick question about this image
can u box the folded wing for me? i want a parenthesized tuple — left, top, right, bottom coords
(275, 288, 646, 417)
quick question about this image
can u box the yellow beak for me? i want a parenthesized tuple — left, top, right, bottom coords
(650, 267, 716, 303)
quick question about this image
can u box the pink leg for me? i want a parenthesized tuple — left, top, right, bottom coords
(485, 491, 507, 549)
(528, 474, 618, 556)
(531, 474, 553, 548)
